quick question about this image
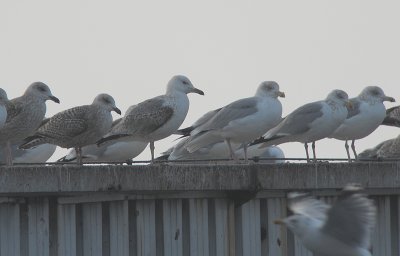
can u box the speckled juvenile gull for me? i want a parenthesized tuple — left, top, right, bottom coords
(0, 88, 8, 129)
(97, 75, 204, 161)
(251, 90, 350, 162)
(274, 184, 376, 256)
(20, 94, 121, 164)
(330, 86, 395, 161)
(185, 81, 284, 161)
(0, 82, 59, 165)
(358, 134, 400, 160)
(382, 105, 400, 127)
(58, 118, 148, 163)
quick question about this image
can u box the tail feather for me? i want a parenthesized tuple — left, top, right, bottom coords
(175, 126, 194, 137)
(249, 135, 286, 148)
(96, 134, 131, 146)
(19, 135, 48, 150)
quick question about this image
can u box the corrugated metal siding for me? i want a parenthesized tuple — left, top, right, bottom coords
(0, 195, 398, 255)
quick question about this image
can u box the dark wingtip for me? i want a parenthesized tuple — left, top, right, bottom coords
(96, 134, 131, 146)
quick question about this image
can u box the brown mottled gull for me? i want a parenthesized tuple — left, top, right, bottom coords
(20, 94, 121, 164)
(97, 75, 204, 161)
(58, 117, 148, 163)
(358, 134, 400, 160)
(382, 105, 400, 127)
(0, 82, 59, 165)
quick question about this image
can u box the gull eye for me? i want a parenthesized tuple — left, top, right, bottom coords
(38, 86, 46, 92)
(371, 90, 380, 96)
(182, 80, 189, 85)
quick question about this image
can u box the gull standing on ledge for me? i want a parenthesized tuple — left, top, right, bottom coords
(185, 81, 284, 161)
(97, 75, 204, 161)
(251, 90, 350, 162)
(330, 86, 395, 161)
(20, 94, 121, 165)
(58, 117, 148, 163)
(274, 184, 376, 256)
(0, 82, 59, 165)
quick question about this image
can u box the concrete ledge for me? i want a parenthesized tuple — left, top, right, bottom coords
(0, 162, 399, 195)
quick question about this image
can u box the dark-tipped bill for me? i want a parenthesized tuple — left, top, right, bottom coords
(113, 107, 122, 115)
(49, 95, 60, 103)
(191, 88, 204, 95)
(383, 96, 396, 102)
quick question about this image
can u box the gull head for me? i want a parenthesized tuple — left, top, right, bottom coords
(25, 82, 60, 103)
(360, 86, 395, 103)
(274, 214, 317, 238)
(0, 88, 8, 104)
(93, 93, 121, 115)
(167, 75, 204, 95)
(326, 89, 351, 107)
(256, 81, 285, 98)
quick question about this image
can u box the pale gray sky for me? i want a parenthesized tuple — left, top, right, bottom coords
(1, 0, 399, 161)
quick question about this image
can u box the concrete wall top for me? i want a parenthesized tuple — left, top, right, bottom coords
(0, 162, 399, 196)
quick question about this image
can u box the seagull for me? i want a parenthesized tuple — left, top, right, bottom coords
(274, 184, 376, 256)
(185, 81, 285, 161)
(0, 88, 8, 129)
(251, 90, 350, 162)
(58, 118, 148, 163)
(97, 75, 204, 161)
(0, 82, 59, 165)
(358, 134, 400, 160)
(20, 94, 121, 164)
(164, 136, 285, 163)
(330, 86, 395, 161)
(381, 105, 400, 127)
(0, 143, 56, 164)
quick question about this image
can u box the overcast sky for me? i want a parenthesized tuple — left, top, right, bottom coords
(1, 0, 399, 161)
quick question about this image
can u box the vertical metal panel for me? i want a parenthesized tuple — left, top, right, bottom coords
(214, 199, 229, 256)
(371, 196, 391, 256)
(136, 200, 156, 256)
(266, 198, 285, 256)
(162, 199, 183, 256)
(109, 200, 129, 256)
(240, 199, 261, 256)
(82, 203, 103, 256)
(28, 198, 49, 256)
(0, 203, 20, 256)
(189, 198, 209, 256)
(57, 204, 76, 256)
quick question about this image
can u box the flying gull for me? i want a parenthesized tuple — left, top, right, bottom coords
(381, 105, 400, 127)
(0, 82, 59, 165)
(20, 94, 121, 164)
(185, 81, 285, 161)
(58, 118, 148, 163)
(330, 86, 395, 161)
(97, 75, 204, 161)
(251, 89, 350, 162)
(274, 184, 376, 256)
